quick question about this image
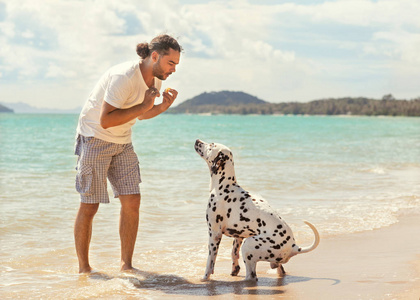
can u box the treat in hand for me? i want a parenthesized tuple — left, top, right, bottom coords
(165, 87, 171, 93)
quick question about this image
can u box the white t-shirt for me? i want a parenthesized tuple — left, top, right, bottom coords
(76, 60, 162, 144)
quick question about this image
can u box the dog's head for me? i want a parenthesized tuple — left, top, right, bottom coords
(195, 139, 234, 175)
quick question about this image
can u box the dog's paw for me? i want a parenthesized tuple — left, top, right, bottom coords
(270, 262, 278, 269)
(277, 265, 286, 276)
(200, 276, 210, 282)
(231, 265, 240, 276)
(244, 271, 258, 281)
(244, 276, 258, 282)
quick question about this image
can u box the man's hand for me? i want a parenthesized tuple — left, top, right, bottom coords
(143, 87, 160, 111)
(161, 88, 178, 111)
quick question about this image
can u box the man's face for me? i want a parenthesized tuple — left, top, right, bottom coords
(152, 48, 181, 80)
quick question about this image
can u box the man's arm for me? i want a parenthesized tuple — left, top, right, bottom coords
(100, 88, 159, 129)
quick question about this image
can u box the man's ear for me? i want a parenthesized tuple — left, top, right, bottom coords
(151, 51, 159, 63)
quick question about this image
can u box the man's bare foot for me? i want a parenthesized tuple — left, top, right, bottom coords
(120, 265, 141, 274)
(79, 266, 93, 274)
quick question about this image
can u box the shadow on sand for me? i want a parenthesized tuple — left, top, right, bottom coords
(87, 269, 340, 297)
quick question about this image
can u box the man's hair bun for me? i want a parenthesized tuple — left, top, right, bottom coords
(136, 43, 150, 59)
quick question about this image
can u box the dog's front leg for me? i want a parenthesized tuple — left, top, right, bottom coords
(202, 233, 222, 281)
(231, 237, 243, 276)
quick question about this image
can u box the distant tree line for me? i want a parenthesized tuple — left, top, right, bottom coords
(169, 96, 420, 117)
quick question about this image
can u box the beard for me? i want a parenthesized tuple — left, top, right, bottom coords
(152, 58, 171, 80)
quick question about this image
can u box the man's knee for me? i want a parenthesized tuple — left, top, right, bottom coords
(120, 194, 141, 212)
(78, 203, 99, 218)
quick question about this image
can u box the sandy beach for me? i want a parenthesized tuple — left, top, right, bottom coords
(108, 213, 420, 300)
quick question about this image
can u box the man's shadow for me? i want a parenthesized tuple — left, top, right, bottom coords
(90, 269, 340, 297)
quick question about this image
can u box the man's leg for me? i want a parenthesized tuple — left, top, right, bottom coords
(119, 194, 140, 271)
(74, 203, 99, 273)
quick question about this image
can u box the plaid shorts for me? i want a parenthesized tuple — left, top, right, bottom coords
(74, 135, 141, 204)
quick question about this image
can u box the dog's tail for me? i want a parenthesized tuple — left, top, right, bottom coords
(293, 221, 320, 255)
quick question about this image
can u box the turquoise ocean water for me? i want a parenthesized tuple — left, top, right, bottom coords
(1, 113, 419, 298)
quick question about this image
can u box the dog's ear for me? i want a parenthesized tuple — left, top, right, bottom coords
(211, 152, 227, 175)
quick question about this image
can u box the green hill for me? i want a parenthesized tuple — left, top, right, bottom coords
(0, 104, 14, 113)
(170, 91, 267, 114)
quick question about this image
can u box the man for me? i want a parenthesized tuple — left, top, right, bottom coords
(74, 34, 182, 273)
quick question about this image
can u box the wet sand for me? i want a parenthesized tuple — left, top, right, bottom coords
(97, 213, 420, 299)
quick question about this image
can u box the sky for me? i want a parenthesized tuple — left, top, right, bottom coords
(0, 0, 419, 110)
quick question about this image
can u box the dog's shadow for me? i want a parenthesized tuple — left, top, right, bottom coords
(91, 269, 340, 297)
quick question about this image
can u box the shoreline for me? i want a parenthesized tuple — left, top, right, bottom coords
(122, 213, 420, 299)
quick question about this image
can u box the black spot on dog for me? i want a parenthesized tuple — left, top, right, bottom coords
(240, 214, 250, 222)
(248, 228, 256, 235)
(247, 254, 253, 261)
(226, 228, 244, 236)
(216, 215, 224, 223)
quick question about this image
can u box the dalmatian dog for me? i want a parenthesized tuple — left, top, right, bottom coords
(194, 139, 320, 281)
